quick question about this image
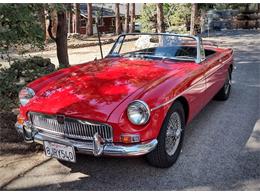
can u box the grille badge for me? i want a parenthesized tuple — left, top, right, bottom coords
(56, 115, 65, 124)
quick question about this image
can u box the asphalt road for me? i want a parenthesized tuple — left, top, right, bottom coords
(4, 30, 260, 190)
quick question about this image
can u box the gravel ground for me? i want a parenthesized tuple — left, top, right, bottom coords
(0, 34, 135, 69)
(0, 112, 41, 155)
(0, 112, 44, 188)
(1, 30, 260, 190)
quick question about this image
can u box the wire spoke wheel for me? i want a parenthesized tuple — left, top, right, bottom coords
(146, 101, 185, 168)
(165, 112, 182, 156)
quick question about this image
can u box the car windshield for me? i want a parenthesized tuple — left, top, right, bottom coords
(108, 34, 198, 62)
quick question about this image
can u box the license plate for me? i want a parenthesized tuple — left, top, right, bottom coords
(44, 141, 76, 163)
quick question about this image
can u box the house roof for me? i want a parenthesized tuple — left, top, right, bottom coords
(80, 3, 143, 18)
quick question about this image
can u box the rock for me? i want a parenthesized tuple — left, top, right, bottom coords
(11, 108, 19, 115)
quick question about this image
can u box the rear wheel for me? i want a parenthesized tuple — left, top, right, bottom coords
(146, 101, 185, 168)
(215, 70, 231, 101)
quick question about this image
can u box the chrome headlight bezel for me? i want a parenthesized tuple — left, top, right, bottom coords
(19, 87, 35, 106)
(127, 100, 151, 125)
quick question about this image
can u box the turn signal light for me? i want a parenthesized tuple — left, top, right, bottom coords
(17, 115, 25, 125)
(120, 134, 140, 144)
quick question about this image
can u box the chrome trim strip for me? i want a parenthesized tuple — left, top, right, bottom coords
(15, 122, 24, 134)
(204, 55, 233, 79)
(150, 79, 201, 112)
(150, 55, 233, 112)
(151, 98, 177, 112)
(103, 139, 158, 156)
(16, 121, 158, 157)
(34, 125, 65, 136)
(33, 132, 158, 157)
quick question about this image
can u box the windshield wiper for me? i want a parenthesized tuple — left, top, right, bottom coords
(122, 53, 148, 59)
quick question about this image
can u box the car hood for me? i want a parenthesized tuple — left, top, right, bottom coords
(25, 57, 191, 122)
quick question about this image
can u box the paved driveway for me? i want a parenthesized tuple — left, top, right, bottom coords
(2, 30, 260, 190)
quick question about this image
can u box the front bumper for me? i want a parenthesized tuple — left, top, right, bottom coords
(15, 121, 158, 157)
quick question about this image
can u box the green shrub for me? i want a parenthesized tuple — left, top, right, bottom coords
(0, 56, 56, 111)
(166, 25, 189, 34)
(138, 4, 157, 33)
(138, 4, 191, 33)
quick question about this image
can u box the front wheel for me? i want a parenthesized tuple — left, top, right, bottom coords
(146, 101, 185, 168)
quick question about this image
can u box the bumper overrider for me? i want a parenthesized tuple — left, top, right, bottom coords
(15, 121, 158, 157)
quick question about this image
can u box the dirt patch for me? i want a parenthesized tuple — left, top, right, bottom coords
(0, 111, 42, 156)
(0, 111, 47, 189)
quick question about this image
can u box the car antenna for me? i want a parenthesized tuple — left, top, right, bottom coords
(96, 5, 104, 59)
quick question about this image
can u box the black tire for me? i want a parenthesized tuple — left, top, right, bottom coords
(215, 70, 232, 101)
(146, 101, 185, 168)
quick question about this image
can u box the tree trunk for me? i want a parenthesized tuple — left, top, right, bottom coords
(245, 4, 250, 12)
(47, 7, 69, 67)
(124, 3, 129, 33)
(87, 3, 93, 36)
(115, 3, 121, 35)
(74, 3, 80, 34)
(200, 9, 206, 33)
(46, 10, 57, 40)
(129, 3, 135, 33)
(190, 3, 198, 35)
(67, 4, 73, 34)
(156, 3, 165, 33)
(56, 11, 69, 67)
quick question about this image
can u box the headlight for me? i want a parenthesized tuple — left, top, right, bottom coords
(19, 87, 35, 106)
(127, 100, 150, 125)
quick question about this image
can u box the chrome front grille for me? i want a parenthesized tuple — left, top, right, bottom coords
(29, 112, 113, 142)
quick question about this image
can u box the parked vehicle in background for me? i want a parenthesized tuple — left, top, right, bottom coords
(134, 22, 141, 32)
(16, 33, 233, 168)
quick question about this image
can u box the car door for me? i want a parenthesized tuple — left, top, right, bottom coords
(182, 38, 208, 122)
(203, 52, 227, 105)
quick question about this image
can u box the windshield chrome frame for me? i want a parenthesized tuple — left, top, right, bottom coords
(107, 33, 204, 63)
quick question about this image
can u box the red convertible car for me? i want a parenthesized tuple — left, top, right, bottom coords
(16, 33, 233, 168)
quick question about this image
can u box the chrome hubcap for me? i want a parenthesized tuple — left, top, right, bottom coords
(165, 112, 182, 156)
